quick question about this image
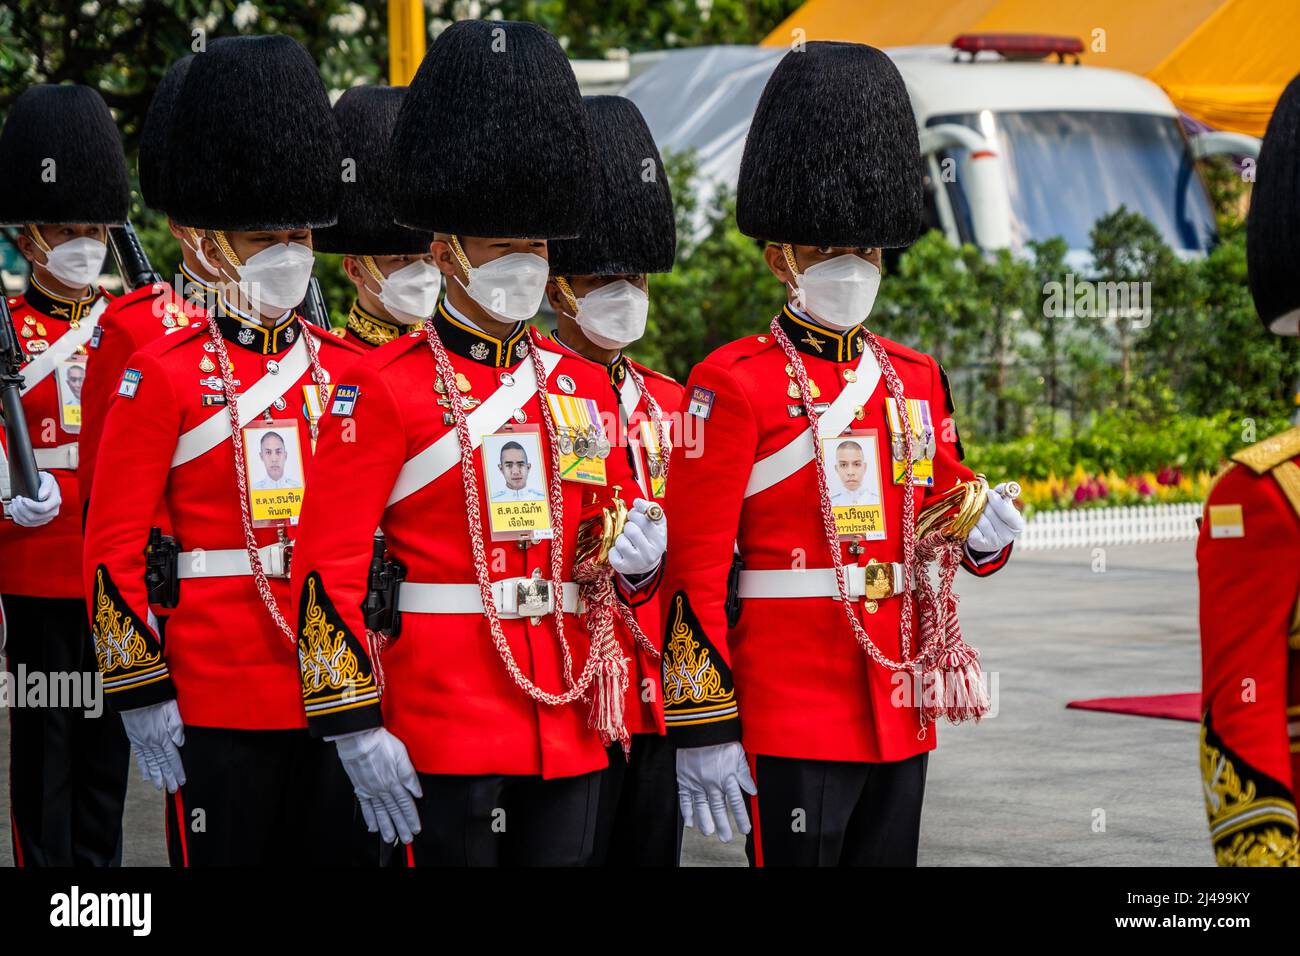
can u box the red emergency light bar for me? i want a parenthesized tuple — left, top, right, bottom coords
(952, 33, 1084, 64)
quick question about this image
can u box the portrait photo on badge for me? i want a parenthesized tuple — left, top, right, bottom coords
(56, 356, 87, 433)
(482, 426, 554, 542)
(241, 418, 306, 527)
(822, 430, 887, 541)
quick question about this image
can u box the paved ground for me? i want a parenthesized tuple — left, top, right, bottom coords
(1, 540, 1210, 867)
(684, 540, 1210, 867)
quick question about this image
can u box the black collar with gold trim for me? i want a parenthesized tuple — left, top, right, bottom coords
(346, 301, 414, 347)
(433, 301, 528, 368)
(23, 278, 98, 325)
(550, 329, 627, 387)
(213, 298, 303, 355)
(178, 262, 216, 306)
(777, 305, 868, 363)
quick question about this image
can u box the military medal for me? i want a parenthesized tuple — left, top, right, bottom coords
(20, 325, 32, 338)
(545, 392, 608, 485)
(199, 356, 216, 373)
(557, 374, 576, 395)
(455, 372, 472, 393)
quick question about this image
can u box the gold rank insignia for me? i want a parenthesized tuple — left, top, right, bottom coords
(787, 377, 821, 399)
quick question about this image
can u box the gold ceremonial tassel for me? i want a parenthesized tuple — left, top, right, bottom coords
(576, 486, 630, 566)
(916, 475, 989, 542)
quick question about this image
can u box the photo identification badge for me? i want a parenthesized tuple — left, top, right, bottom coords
(822, 429, 887, 541)
(482, 424, 553, 542)
(56, 355, 87, 433)
(241, 418, 306, 527)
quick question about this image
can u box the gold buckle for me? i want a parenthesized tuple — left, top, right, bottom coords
(863, 559, 895, 600)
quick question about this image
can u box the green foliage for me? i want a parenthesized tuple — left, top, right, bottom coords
(637, 149, 777, 380)
(966, 409, 1291, 482)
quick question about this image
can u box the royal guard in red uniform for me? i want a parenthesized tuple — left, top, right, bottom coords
(1198, 73, 1300, 867)
(82, 35, 374, 866)
(79, 55, 217, 508)
(543, 95, 683, 866)
(0, 84, 132, 867)
(288, 20, 667, 866)
(314, 86, 439, 350)
(658, 43, 1024, 867)
(75, 59, 215, 792)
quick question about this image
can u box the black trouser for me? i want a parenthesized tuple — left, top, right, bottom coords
(164, 726, 382, 866)
(404, 769, 602, 866)
(589, 733, 682, 866)
(746, 753, 928, 867)
(4, 594, 130, 867)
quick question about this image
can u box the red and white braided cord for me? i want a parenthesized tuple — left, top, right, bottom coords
(206, 318, 328, 648)
(619, 361, 667, 660)
(769, 317, 923, 672)
(421, 321, 597, 705)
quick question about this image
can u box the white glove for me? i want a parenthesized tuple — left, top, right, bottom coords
(608, 498, 667, 578)
(676, 741, 756, 844)
(120, 699, 186, 793)
(6, 471, 61, 528)
(967, 481, 1025, 557)
(333, 727, 423, 845)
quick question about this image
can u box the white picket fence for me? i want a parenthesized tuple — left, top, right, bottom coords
(1019, 502, 1202, 551)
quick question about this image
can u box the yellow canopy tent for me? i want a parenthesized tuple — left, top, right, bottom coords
(761, 0, 1300, 136)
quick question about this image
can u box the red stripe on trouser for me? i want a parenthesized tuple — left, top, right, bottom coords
(747, 753, 763, 868)
(171, 790, 190, 867)
(405, 842, 416, 868)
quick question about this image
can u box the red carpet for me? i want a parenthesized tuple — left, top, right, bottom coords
(1066, 693, 1199, 722)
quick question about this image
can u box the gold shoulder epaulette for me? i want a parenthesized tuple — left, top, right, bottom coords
(1230, 426, 1300, 475)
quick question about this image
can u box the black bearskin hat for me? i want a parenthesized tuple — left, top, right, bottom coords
(548, 96, 675, 276)
(0, 84, 130, 226)
(736, 42, 922, 249)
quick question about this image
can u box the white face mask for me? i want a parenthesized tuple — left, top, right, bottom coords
(39, 236, 107, 289)
(221, 241, 315, 315)
(369, 259, 442, 325)
(569, 279, 649, 351)
(184, 228, 218, 277)
(790, 253, 881, 330)
(455, 251, 549, 323)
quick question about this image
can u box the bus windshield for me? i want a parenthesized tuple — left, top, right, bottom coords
(928, 110, 1217, 258)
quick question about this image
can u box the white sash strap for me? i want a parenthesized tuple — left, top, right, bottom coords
(170, 334, 311, 469)
(177, 544, 291, 580)
(34, 443, 78, 471)
(386, 349, 564, 507)
(737, 564, 908, 601)
(19, 298, 108, 395)
(397, 579, 582, 618)
(617, 372, 651, 499)
(743, 346, 882, 499)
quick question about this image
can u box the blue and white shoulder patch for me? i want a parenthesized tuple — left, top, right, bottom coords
(118, 368, 142, 399)
(330, 384, 360, 417)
